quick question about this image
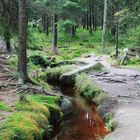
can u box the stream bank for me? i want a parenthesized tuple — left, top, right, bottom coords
(77, 54, 140, 140)
(50, 84, 109, 140)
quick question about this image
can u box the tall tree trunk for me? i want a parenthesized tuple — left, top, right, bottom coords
(45, 14, 49, 36)
(102, 0, 107, 50)
(82, 15, 86, 29)
(115, 20, 119, 58)
(86, 11, 89, 30)
(52, 13, 57, 54)
(18, 0, 28, 83)
(42, 14, 49, 36)
(4, 26, 11, 52)
(6, 39, 11, 52)
(71, 25, 75, 37)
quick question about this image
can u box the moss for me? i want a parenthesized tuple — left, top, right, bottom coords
(0, 102, 9, 111)
(0, 95, 62, 140)
(75, 73, 102, 101)
(45, 65, 75, 82)
(0, 112, 45, 140)
(16, 99, 50, 117)
(28, 95, 62, 123)
(28, 95, 61, 112)
(90, 62, 109, 73)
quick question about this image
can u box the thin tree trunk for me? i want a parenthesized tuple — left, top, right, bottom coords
(42, 15, 45, 31)
(4, 27, 11, 52)
(43, 14, 49, 36)
(52, 13, 57, 54)
(116, 20, 119, 58)
(6, 40, 11, 52)
(71, 25, 75, 37)
(102, 0, 107, 50)
(18, 0, 28, 83)
(89, 0, 92, 34)
(86, 11, 89, 30)
(45, 14, 49, 36)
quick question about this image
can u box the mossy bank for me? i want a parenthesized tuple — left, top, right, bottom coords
(0, 94, 62, 140)
(75, 74, 117, 132)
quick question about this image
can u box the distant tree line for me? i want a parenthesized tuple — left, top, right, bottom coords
(0, 0, 139, 82)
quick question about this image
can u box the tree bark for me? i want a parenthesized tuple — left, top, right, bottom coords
(42, 14, 49, 36)
(4, 29, 11, 52)
(6, 39, 11, 52)
(52, 13, 58, 54)
(102, 0, 107, 50)
(18, 0, 28, 83)
(89, 0, 93, 34)
(71, 25, 75, 37)
(86, 11, 89, 30)
(45, 14, 49, 36)
(115, 20, 119, 58)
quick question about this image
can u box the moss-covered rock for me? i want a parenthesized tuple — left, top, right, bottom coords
(45, 65, 75, 82)
(60, 63, 108, 86)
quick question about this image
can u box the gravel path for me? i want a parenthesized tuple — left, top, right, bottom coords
(78, 54, 140, 140)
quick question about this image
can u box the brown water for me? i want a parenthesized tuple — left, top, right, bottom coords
(51, 85, 109, 140)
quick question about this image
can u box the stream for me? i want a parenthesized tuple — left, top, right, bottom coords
(50, 85, 109, 140)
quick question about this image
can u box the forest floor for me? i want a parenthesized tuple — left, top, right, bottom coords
(0, 56, 18, 123)
(77, 54, 140, 140)
(1, 50, 140, 139)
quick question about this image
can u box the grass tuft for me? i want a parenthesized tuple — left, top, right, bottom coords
(75, 73, 102, 101)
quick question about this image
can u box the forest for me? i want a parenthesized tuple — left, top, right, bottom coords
(0, 0, 140, 140)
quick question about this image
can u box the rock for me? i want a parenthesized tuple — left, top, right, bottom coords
(117, 48, 140, 65)
(60, 62, 108, 86)
(97, 98, 118, 116)
(60, 98, 73, 116)
(129, 47, 140, 56)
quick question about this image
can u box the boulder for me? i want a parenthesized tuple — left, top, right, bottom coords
(60, 98, 73, 116)
(60, 62, 108, 86)
(118, 48, 140, 65)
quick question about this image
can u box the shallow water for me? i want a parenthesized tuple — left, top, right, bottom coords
(51, 85, 108, 140)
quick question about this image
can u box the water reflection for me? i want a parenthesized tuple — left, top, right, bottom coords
(52, 98, 108, 140)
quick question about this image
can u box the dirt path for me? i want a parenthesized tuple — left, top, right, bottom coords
(0, 57, 18, 123)
(78, 54, 140, 140)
